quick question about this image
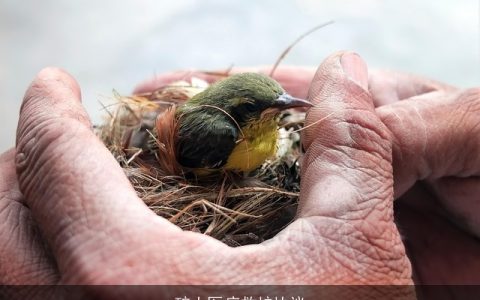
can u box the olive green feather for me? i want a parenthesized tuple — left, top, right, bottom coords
(175, 73, 285, 170)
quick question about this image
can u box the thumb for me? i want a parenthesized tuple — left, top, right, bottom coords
(298, 52, 394, 220)
(273, 51, 413, 285)
(295, 51, 411, 283)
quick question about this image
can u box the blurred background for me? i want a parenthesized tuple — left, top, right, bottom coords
(0, 0, 478, 152)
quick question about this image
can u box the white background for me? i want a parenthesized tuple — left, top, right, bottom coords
(0, 0, 478, 151)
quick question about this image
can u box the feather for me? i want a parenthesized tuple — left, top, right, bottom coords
(155, 106, 183, 176)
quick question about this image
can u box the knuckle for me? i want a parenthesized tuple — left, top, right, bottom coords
(304, 107, 392, 164)
(344, 107, 392, 151)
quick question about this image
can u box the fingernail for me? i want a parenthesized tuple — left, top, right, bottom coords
(340, 52, 369, 90)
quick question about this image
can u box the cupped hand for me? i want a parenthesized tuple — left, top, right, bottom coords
(0, 51, 478, 299)
(137, 58, 480, 285)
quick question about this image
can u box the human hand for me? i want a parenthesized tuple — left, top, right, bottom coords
(136, 55, 480, 286)
(371, 72, 480, 285)
(123, 50, 480, 289)
(3, 54, 414, 299)
(0, 51, 477, 299)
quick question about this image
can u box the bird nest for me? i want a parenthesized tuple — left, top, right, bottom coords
(96, 75, 306, 246)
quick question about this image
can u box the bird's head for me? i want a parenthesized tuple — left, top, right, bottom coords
(181, 73, 312, 126)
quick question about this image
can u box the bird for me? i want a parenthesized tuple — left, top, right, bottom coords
(171, 72, 313, 174)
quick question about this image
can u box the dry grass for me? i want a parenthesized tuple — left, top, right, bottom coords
(96, 76, 306, 246)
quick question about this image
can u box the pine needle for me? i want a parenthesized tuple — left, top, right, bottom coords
(269, 21, 334, 77)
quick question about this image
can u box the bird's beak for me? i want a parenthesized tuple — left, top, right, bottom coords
(274, 93, 313, 109)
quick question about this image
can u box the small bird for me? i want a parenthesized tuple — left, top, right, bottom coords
(174, 72, 312, 173)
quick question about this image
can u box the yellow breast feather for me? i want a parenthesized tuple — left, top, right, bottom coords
(224, 117, 278, 172)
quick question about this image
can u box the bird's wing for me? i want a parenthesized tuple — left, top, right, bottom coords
(176, 112, 238, 169)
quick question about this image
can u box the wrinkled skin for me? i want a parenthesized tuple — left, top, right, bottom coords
(0, 52, 479, 298)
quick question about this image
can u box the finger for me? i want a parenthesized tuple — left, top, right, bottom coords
(298, 51, 393, 219)
(376, 87, 480, 198)
(133, 66, 317, 99)
(15, 68, 176, 280)
(369, 69, 457, 106)
(285, 52, 411, 283)
(0, 149, 58, 284)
